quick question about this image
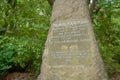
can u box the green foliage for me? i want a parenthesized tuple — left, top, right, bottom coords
(0, 0, 51, 76)
(93, 0, 120, 77)
(0, 36, 14, 75)
(0, 0, 51, 35)
(0, 35, 46, 76)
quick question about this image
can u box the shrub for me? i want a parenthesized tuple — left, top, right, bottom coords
(0, 36, 15, 75)
(0, 36, 45, 76)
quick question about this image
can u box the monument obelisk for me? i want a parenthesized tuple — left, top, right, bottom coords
(38, 0, 108, 80)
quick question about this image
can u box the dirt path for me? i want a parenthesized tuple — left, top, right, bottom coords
(3, 72, 37, 80)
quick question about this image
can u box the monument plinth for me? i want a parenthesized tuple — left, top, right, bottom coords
(38, 0, 108, 80)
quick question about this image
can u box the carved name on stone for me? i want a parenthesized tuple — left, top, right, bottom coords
(47, 20, 92, 66)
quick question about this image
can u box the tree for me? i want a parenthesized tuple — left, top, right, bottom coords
(0, 0, 51, 77)
(92, 0, 120, 77)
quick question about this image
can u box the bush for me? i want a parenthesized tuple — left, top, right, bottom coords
(0, 36, 45, 76)
(92, 0, 120, 77)
(0, 36, 15, 75)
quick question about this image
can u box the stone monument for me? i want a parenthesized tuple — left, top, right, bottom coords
(38, 0, 109, 80)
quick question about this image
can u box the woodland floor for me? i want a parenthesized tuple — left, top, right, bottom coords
(1, 72, 119, 80)
(111, 73, 120, 80)
(1, 72, 37, 80)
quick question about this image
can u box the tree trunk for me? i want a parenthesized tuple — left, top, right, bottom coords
(47, 0, 55, 5)
(38, 0, 109, 80)
(89, 0, 98, 15)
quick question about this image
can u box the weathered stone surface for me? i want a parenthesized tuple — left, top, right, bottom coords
(38, 0, 108, 80)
